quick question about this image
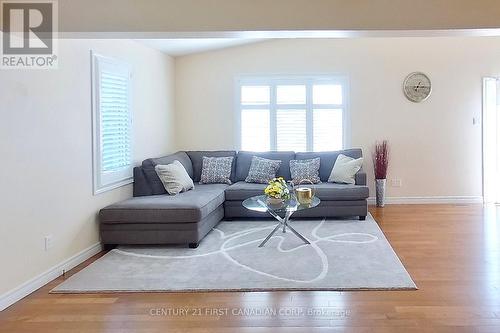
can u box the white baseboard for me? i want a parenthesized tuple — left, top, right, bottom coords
(367, 196, 483, 205)
(0, 242, 102, 311)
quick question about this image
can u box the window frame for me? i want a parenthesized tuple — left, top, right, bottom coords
(235, 75, 350, 152)
(91, 51, 134, 195)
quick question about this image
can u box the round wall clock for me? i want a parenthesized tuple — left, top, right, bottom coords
(403, 72, 432, 103)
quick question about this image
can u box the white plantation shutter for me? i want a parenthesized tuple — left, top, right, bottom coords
(100, 71, 131, 171)
(313, 109, 343, 151)
(238, 77, 348, 151)
(92, 53, 133, 194)
(241, 109, 270, 151)
(276, 109, 307, 151)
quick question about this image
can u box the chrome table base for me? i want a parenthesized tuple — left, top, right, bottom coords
(258, 208, 311, 247)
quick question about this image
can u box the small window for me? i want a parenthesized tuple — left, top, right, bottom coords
(92, 52, 133, 194)
(237, 76, 348, 152)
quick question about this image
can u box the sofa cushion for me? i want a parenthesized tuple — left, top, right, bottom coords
(142, 151, 193, 177)
(225, 181, 267, 201)
(295, 149, 362, 182)
(187, 151, 237, 182)
(312, 183, 369, 200)
(142, 152, 194, 195)
(225, 181, 368, 201)
(235, 151, 295, 181)
(100, 184, 228, 224)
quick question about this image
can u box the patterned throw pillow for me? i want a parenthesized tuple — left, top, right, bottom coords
(245, 156, 282, 184)
(200, 156, 234, 184)
(290, 158, 321, 185)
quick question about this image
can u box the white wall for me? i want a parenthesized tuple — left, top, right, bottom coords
(0, 39, 175, 297)
(175, 37, 496, 199)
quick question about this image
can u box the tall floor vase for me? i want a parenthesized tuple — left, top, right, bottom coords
(375, 179, 386, 207)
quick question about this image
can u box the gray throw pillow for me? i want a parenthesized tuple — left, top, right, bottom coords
(290, 158, 321, 185)
(200, 156, 234, 184)
(245, 156, 282, 184)
(155, 160, 195, 195)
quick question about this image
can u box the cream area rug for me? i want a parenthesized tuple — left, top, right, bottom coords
(53, 214, 416, 292)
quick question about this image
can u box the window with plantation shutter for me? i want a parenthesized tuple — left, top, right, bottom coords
(237, 76, 349, 152)
(92, 53, 133, 194)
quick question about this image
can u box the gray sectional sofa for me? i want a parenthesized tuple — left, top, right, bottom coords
(99, 149, 369, 248)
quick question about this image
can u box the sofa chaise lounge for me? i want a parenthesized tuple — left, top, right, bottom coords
(99, 149, 369, 248)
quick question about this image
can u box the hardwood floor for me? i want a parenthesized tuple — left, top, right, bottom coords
(1, 204, 499, 332)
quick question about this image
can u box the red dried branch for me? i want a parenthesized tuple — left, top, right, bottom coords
(373, 140, 389, 180)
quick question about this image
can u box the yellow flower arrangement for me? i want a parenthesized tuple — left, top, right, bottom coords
(264, 177, 291, 199)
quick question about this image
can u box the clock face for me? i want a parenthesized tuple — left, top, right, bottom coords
(403, 72, 431, 102)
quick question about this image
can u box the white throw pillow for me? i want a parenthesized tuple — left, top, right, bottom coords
(155, 160, 194, 195)
(328, 154, 364, 185)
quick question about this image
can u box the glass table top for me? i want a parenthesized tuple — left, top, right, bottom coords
(242, 195, 320, 214)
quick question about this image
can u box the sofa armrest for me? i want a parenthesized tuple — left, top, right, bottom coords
(355, 168, 367, 186)
(133, 167, 153, 197)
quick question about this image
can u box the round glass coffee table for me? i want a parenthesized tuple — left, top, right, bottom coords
(242, 195, 321, 247)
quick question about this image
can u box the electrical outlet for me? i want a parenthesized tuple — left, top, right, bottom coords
(44, 235, 53, 251)
(391, 178, 402, 187)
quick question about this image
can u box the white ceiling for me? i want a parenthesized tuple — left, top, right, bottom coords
(134, 29, 500, 56)
(136, 38, 266, 56)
